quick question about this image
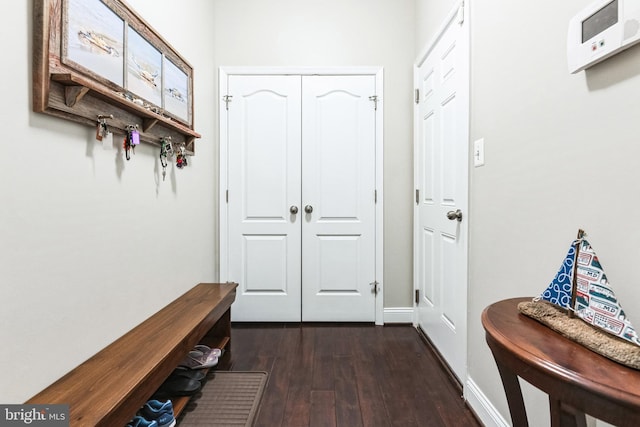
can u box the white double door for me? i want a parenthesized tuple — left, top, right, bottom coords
(223, 74, 377, 322)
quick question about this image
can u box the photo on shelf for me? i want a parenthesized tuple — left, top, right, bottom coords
(163, 57, 190, 124)
(126, 26, 162, 107)
(63, 0, 124, 86)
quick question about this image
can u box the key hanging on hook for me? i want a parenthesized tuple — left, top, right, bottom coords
(123, 134, 131, 161)
(96, 115, 111, 141)
(159, 137, 172, 181)
(162, 136, 173, 157)
(129, 125, 140, 153)
(124, 125, 140, 160)
(176, 143, 188, 169)
(95, 115, 114, 150)
(96, 118, 104, 142)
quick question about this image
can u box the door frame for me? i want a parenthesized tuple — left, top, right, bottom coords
(412, 0, 470, 380)
(219, 66, 385, 325)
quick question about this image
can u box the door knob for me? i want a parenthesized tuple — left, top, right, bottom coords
(290, 205, 299, 214)
(304, 205, 313, 214)
(446, 209, 463, 222)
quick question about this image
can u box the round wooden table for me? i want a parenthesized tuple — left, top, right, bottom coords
(482, 297, 640, 427)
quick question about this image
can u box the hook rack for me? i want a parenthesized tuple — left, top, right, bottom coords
(93, 116, 194, 155)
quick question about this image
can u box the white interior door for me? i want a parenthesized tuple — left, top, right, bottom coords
(226, 75, 302, 321)
(223, 71, 380, 322)
(301, 76, 377, 322)
(415, 2, 469, 383)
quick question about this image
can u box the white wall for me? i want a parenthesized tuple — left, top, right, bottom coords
(415, 0, 456, 58)
(418, 0, 640, 426)
(211, 0, 417, 308)
(0, 0, 218, 403)
(470, 1, 640, 424)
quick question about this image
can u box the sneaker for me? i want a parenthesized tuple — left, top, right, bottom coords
(140, 400, 176, 427)
(126, 415, 158, 427)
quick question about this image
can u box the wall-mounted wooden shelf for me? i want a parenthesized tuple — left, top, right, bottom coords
(34, 0, 200, 153)
(48, 72, 200, 149)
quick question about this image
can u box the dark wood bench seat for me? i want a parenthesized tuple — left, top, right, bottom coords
(27, 282, 238, 427)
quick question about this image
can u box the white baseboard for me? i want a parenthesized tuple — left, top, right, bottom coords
(383, 307, 414, 323)
(465, 376, 510, 427)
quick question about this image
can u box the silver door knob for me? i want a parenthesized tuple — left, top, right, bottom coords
(304, 205, 313, 214)
(446, 209, 463, 222)
(290, 205, 299, 214)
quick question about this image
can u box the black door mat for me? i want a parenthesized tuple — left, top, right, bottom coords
(177, 371, 268, 427)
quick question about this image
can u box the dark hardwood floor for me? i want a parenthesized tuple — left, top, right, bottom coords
(228, 323, 482, 427)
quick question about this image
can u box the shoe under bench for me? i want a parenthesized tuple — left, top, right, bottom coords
(26, 282, 238, 426)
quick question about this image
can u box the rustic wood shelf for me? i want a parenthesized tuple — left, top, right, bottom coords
(27, 283, 237, 427)
(33, 0, 200, 154)
(50, 73, 200, 146)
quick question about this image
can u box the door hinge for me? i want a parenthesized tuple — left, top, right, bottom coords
(369, 95, 378, 110)
(223, 95, 233, 110)
(370, 281, 380, 295)
(415, 289, 420, 304)
(415, 88, 420, 104)
(457, 1, 465, 25)
(226, 189, 229, 203)
(415, 189, 420, 204)
(374, 189, 377, 203)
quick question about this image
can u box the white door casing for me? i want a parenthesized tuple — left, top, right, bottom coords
(220, 68, 384, 324)
(301, 75, 377, 322)
(414, 1, 470, 383)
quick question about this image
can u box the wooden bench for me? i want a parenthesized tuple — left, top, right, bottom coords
(27, 282, 238, 426)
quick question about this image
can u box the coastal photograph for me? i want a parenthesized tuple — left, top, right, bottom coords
(65, 0, 124, 86)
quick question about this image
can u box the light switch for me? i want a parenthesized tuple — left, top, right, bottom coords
(473, 138, 485, 167)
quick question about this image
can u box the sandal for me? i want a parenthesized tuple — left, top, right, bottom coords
(178, 346, 221, 370)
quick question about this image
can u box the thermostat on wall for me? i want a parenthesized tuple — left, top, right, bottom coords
(567, 0, 640, 73)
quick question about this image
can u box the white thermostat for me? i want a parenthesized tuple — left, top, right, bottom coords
(567, 0, 640, 73)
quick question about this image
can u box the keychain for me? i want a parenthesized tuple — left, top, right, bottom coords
(160, 137, 173, 181)
(176, 144, 188, 169)
(101, 122, 113, 150)
(96, 119, 104, 141)
(130, 127, 140, 148)
(123, 135, 131, 160)
(96, 115, 112, 141)
(124, 125, 140, 160)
